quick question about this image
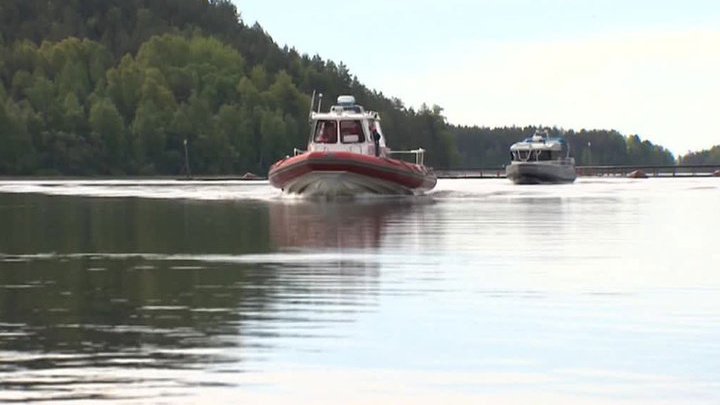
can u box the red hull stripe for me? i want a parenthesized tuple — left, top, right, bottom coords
(269, 152, 436, 190)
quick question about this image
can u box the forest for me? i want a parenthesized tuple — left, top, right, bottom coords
(678, 146, 720, 165)
(0, 0, 708, 176)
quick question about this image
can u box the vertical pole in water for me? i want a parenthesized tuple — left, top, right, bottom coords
(183, 138, 191, 179)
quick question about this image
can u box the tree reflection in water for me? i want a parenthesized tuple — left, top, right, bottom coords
(0, 193, 428, 394)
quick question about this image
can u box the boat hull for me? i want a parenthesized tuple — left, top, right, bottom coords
(269, 151, 437, 196)
(505, 162, 577, 184)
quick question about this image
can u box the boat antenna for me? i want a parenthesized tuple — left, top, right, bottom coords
(317, 93, 323, 113)
(309, 90, 316, 119)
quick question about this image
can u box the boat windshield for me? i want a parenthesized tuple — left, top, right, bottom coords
(512, 149, 563, 161)
(314, 120, 338, 144)
(340, 120, 365, 143)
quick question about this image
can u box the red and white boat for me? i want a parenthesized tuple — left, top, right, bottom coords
(269, 95, 437, 197)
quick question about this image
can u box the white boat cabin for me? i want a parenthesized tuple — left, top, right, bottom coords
(510, 131, 572, 163)
(307, 95, 387, 157)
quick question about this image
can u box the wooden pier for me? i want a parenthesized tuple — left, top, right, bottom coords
(576, 164, 720, 178)
(437, 165, 720, 179)
(436, 169, 507, 179)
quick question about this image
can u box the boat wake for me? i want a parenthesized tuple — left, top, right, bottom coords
(0, 177, 716, 202)
(0, 180, 282, 202)
(0, 251, 423, 267)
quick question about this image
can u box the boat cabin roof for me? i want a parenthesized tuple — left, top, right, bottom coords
(510, 136, 567, 152)
(311, 95, 380, 121)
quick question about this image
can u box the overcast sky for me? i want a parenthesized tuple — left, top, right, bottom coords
(234, 0, 720, 154)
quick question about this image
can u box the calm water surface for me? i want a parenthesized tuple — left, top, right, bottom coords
(0, 178, 719, 404)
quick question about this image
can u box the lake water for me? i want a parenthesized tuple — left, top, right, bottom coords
(0, 178, 719, 404)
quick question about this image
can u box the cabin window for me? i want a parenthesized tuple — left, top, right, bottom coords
(314, 120, 338, 143)
(340, 120, 365, 143)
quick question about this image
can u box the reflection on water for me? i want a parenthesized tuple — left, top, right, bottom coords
(1, 179, 720, 403)
(0, 194, 272, 255)
(0, 253, 382, 402)
(269, 199, 431, 249)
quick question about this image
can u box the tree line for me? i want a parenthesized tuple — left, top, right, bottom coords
(0, 0, 707, 176)
(678, 146, 720, 165)
(453, 126, 677, 168)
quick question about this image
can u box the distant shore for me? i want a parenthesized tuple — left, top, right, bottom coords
(2, 164, 719, 181)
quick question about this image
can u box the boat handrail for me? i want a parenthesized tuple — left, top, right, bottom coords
(294, 147, 427, 165)
(388, 148, 426, 165)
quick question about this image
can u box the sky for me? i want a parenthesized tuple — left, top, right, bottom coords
(234, 0, 720, 154)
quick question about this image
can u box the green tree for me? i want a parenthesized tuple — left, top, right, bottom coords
(106, 54, 144, 122)
(680, 145, 720, 164)
(130, 100, 163, 173)
(25, 74, 55, 124)
(129, 67, 176, 172)
(0, 99, 35, 173)
(249, 65, 270, 91)
(236, 76, 260, 108)
(60, 92, 84, 134)
(259, 108, 288, 168)
(218, 105, 257, 172)
(265, 70, 307, 118)
(89, 97, 126, 173)
(0, 0, 684, 175)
